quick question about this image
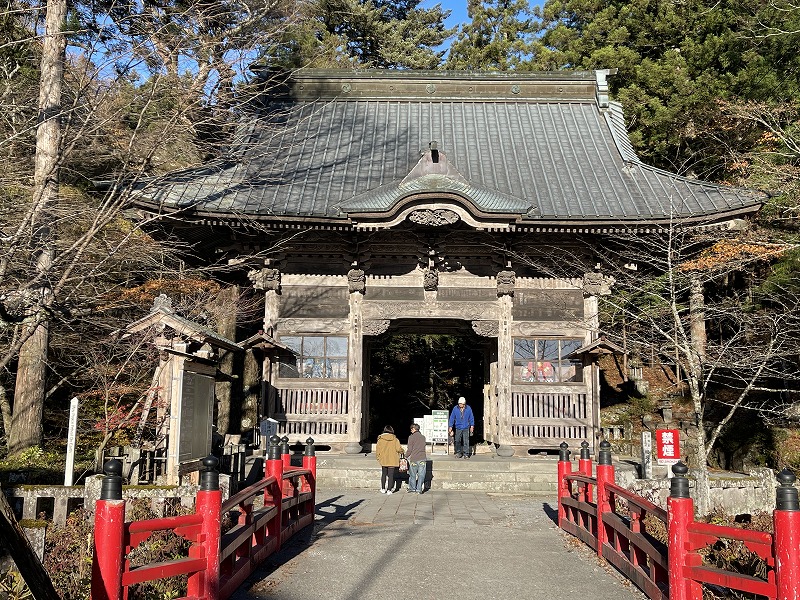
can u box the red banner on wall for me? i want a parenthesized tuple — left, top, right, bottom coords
(655, 429, 680, 465)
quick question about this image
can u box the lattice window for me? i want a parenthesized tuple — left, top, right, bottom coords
(278, 335, 348, 379)
(513, 338, 583, 383)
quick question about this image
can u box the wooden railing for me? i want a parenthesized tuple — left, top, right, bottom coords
(91, 437, 317, 600)
(557, 441, 800, 600)
(511, 390, 590, 445)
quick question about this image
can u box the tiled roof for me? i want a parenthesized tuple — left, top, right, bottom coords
(134, 70, 763, 225)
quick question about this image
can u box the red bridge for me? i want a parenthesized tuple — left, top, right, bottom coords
(91, 436, 316, 600)
(85, 438, 800, 600)
(558, 441, 800, 600)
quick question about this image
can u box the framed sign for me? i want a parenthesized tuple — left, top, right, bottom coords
(178, 371, 214, 463)
(655, 429, 680, 466)
(431, 410, 449, 443)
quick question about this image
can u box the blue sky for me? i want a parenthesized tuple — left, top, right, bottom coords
(426, 0, 469, 30)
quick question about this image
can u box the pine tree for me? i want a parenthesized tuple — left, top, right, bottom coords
(529, 0, 800, 178)
(278, 0, 454, 69)
(445, 0, 536, 71)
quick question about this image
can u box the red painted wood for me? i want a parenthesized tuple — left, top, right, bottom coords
(91, 500, 126, 600)
(557, 456, 572, 528)
(774, 509, 800, 600)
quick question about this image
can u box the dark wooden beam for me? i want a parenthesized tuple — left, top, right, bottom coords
(0, 492, 60, 600)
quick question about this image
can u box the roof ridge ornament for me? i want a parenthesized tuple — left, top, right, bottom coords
(595, 69, 616, 109)
(401, 144, 468, 188)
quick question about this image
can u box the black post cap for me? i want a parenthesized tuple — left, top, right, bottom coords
(598, 440, 612, 466)
(776, 468, 799, 511)
(100, 459, 124, 500)
(269, 434, 281, 447)
(558, 441, 570, 462)
(280, 435, 290, 454)
(304, 437, 316, 457)
(670, 462, 691, 499)
(199, 455, 220, 491)
(580, 440, 590, 460)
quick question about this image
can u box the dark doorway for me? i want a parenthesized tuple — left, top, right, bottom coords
(365, 319, 489, 443)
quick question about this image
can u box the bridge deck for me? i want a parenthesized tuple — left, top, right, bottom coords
(231, 488, 648, 600)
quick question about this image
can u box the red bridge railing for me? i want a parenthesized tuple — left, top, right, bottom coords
(557, 441, 800, 600)
(91, 436, 317, 600)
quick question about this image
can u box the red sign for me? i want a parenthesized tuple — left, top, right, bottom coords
(656, 429, 680, 465)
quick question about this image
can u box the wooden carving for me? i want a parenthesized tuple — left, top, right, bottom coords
(472, 320, 499, 337)
(496, 270, 516, 297)
(248, 267, 281, 292)
(348, 267, 366, 294)
(583, 271, 615, 296)
(362, 319, 391, 336)
(408, 209, 459, 226)
(423, 268, 439, 291)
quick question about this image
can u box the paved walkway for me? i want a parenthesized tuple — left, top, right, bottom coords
(231, 488, 648, 600)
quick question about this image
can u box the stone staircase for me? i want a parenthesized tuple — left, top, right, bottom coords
(314, 452, 563, 493)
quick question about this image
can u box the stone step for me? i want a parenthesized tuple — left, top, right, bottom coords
(243, 451, 638, 494)
(315, 453, 563, 493)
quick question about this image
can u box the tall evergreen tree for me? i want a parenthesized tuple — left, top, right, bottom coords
(529, 0, 800, 178)
(278, 0, 454, 69)
(445, 0, 537, 71)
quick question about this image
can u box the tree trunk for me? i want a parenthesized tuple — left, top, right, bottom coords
(689, 274, 707, 361)
(214, 285, 239, 435)
(0, 379, 11, 439)
(8, 0, 65, 456)
(687, 274, 710, 516)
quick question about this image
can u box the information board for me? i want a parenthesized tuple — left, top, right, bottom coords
(178, 371, 214, 463)
(641, 431, 653, 479)
(431, 410, 449, 443)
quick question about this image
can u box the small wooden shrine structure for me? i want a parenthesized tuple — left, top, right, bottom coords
(130, 69, 763, 456)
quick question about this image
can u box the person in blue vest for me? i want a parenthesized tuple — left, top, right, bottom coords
(448, 396, 475, 459)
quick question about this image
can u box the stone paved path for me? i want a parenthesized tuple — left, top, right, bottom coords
(231, 488, 648, 600)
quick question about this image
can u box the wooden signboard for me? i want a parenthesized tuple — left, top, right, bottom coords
(178, 370, 214, 463)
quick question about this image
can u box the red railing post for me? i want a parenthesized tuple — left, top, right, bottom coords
(595, 440, 614, 558)
(302, 437, 317, 495)
(301, 437, 317, 520)
(265, 435, 284, 548)
(667, 462, 702, 600)
(774, 468, 800, 600)
(579, 440, 593, 503)
(188, 457, 221, 600)
(91, 460, 126, 600)
(281, 435, 291, 470)
(557, 442, 572, 528)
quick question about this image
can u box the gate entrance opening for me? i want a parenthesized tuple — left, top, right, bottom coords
(364, 319, 492, 443)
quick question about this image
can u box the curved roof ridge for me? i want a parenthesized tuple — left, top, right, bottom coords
(604, 101, 640, 164)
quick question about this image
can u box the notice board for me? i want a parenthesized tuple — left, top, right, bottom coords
(431, 410, 449, 443)
(178, 371, 214, 463)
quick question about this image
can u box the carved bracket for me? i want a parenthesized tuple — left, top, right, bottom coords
(248, 267, 281, 292)
(362, 319, 391, 336)
(496, 270, 516, 297)
(583, 272, 616, 296)
(423, 268, 439, 291)
(472, 320, 499, 337)
(348, 267, 366, 294)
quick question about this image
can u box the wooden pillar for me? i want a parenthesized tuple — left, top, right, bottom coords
(255, 268, 281, 424)
(346, 290, 364, 453)
(585, 294, 601, 456)
(165, 343, 187, 485)
(496, 295, 514, 456)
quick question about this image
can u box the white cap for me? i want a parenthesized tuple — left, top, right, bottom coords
(458, 396, 466, 404)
